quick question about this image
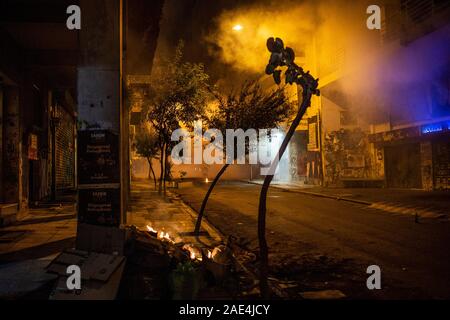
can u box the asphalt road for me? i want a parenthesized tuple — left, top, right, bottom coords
(174, 182, 450, 299)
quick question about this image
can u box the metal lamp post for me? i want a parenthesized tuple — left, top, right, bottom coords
(257, 37, 320, 298)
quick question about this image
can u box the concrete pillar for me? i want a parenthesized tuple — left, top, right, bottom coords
(2, 86, 21, 205)
(0, 82, 3, 201)
(76, 0, 125, 254)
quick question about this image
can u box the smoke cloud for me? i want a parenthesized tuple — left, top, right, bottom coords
(206, 0, 320, 74)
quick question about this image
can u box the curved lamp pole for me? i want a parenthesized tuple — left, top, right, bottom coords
(258, 37, 320, 298)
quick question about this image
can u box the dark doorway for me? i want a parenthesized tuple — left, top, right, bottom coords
(28, 159, 40, 206)
(291, 131, 308, 179)
(433, 139, 450, 190)
(385, 143, 422, 188)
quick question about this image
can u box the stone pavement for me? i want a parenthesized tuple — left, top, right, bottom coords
(0, 180, 223, 264)
(246, 180, 449, 220)
(0, 181, 223, 298)
(0, 204, 77, 263)
(127, 179, 223, 248)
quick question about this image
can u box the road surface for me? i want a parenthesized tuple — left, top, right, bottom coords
(174, 181, 450, 299)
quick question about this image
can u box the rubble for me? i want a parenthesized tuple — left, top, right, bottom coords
(39, 224, 273, 299)
(46, 249, 126, 300)
(122, 225, 256, 299)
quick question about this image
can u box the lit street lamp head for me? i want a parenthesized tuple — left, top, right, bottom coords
(232, 24, 243, 31)
(265, 37, 320, 97)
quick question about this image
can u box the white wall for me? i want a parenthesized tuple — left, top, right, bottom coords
(131, 157, 252, 181)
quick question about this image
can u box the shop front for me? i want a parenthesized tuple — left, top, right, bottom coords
(369, 120, 450, 190)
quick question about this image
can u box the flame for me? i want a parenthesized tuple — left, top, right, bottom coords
(182, 244, 202, 261)
(205, 178, 209, 183)
(146, 225, 157, 233)
(212, 247, 222, 259)
(163, 233, 172, 241)
(158, 231, 173, 243)
(207, 250, 212, 259)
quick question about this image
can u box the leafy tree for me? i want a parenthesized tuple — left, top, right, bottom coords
(134, 126, 159, 189)
(143, 41, 210, 195)
(194, 80, 293, 234)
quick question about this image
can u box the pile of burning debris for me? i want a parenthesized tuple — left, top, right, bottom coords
(44, 224, 335, 299)
(122, 225, 259, 299)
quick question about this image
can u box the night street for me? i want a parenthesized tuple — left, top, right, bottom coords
(174, 182, 450, 299)
(1, 0, 450, 309)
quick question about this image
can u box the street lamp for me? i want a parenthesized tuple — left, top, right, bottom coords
(265, 37, 320, 93)
(257, 37, 320, 299)
(232, 24, 243, 31)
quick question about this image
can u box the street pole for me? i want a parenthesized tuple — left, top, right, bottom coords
(258, 37, 320, 298)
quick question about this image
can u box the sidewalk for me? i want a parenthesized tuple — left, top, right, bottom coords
(0, 181, 223, 298)
(127, 179, 223, 248)
(0, 180, 222, 264)
(0, 204, 76, 263)
(246, 180, 449, 220)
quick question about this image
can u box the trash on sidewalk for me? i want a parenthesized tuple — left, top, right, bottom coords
(47, 249, 126, 300)
(122, 224, 258, 299)
(202, 245, 233, 283)
(40, 223, 270, 300)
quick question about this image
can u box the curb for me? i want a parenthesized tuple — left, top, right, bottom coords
(243, 181, 448, 220)
(243, 180, 372, 206)
(167, 191, 224, 243)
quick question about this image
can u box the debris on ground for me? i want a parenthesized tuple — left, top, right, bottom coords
(118, 225, 258, 299)
(46, 249, 126, 300)
(3, 223, 323, 300)
(300, 289, 346, 300)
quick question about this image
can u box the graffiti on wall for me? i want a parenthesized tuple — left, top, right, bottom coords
(324, 128, 373, 186)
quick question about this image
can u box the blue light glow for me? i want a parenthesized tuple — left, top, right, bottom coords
(421, 123, 443, 134)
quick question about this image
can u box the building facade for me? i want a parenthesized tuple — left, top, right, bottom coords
(0, 1, 79, 225)
(312, 0, 450, 190)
